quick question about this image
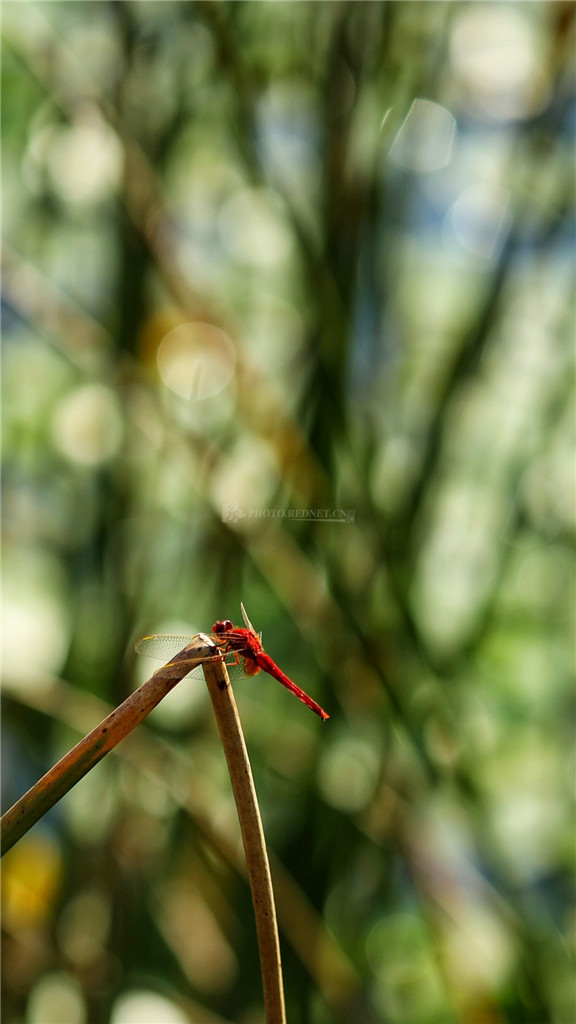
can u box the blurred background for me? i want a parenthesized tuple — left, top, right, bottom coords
(1, 2, 574, 1023)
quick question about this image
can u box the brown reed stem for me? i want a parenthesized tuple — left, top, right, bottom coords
(201, 654, 286, 1024)
(0, 639, 214, 857)
(1, 636, 286, 1023)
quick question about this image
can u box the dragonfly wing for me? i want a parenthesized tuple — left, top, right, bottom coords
(151, 659, 206, 680)
(240, 603, 262, 641)
(135, 634, 201, 659)
(240, 603, 256, 635)
(135, 633, 240, 680)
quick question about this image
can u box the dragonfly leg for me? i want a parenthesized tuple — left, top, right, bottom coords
(223, 647, 242, 668)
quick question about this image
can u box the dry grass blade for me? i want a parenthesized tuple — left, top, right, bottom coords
(2, 635, 286, 1022)
(0, 638, 216, 856)
(201, 654, 286, 1024)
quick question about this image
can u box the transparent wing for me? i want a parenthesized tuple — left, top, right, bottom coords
(135, 633, 241, 680)
(240, 602, 262, 641)
(135, 634, 206, 659)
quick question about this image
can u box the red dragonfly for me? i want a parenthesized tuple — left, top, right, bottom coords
(135, 603, 329, 721)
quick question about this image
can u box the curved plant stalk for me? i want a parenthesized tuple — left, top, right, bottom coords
(4, 672, 356, 1016)
(1, 637, 287, 1023)
(201, 652, 286, 1024)
(0, 637, 216, 857)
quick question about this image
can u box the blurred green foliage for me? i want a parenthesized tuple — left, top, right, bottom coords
(1, 3, 574, 1023)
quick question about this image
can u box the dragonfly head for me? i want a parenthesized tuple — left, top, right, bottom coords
(213, 618, 233, 635)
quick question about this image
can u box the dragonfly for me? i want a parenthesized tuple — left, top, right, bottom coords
(135, 603, 329, 721)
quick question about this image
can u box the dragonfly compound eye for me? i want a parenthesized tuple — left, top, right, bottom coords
(213, 619, 233, 634)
